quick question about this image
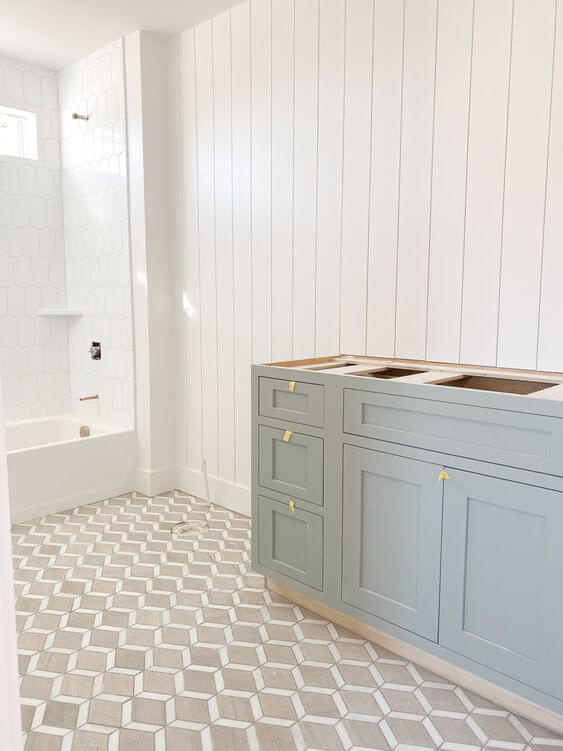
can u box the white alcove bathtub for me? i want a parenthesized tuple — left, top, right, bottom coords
(6, 416, 136, 523)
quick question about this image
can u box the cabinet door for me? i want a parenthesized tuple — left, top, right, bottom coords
(440, 469, 563, 699)
(258, 425, 324, 506)
(258, 495, 323, 590)
(342, 446, 443, 641)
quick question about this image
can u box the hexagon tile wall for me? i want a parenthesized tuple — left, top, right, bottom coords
(0, 40, 134, 427)
(0, 54, 71, 422)
(59, 39, 134, 428)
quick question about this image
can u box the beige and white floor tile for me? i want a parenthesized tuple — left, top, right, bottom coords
(12, 490, 563, 751)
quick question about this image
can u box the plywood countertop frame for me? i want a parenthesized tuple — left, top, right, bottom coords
(264, 354, 563, 400)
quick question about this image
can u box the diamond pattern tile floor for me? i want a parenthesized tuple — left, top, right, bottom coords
(13, 490, 563, 750)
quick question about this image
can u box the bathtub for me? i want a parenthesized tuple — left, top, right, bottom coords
(6, 415, 136, 523)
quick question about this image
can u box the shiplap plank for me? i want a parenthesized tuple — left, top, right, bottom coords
(180, 0, 563, 500)
(426, 0, 473, 363)
(537, 3, 563, 372)
(339, 0, 374, 355)
(195, 21, 218, 477)
(212, 12, 235, 483)
(179, 29, 203, 472)
(315, 0, 345, 357)
(395, 0, 438, 360)
(250, 0, 272, 365)
(366, 0, 404, 357)
(231, 0, 253, 487)
(459, 0, 512, 367)
(497, 0, 556, 368)
(292, 0, 318, 360)
(270, 0, 294, 361)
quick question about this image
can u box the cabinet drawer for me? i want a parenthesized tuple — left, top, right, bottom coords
(258, 494, 323, 590)
(258, 425, 324, 506)
(440, 469, 563, 699)
(344, 388, 563, 475)
(259, 377, 324, 427)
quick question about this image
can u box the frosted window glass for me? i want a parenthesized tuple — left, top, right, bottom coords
(0, 105, 38, 159)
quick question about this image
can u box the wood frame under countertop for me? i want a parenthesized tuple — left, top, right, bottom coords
(267, 353, 563, 382)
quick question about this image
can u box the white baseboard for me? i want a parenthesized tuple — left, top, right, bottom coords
(11, 464, 247, 524)
(135, 465, 176, 498)
(10, 480, 134, 524)
(175, 466, 250, 517)
(267, 578, 563, 736)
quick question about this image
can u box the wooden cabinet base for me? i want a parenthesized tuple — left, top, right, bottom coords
(266, 577, 563, 736)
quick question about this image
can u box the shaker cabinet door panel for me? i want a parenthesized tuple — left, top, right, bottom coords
(439, 470, 563, 699)
(342, 446, 443, 641)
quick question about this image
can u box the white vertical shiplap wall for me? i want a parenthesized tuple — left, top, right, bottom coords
(178, 0, 562, 503)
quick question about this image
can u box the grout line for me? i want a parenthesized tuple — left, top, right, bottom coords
(535, 0, 559, 371)
(393, 0, 406, 359)
(269, 0, 273, 364)
(338, 0, 348, 357)
(210, 20, 220, 479)
(290, 0, 296, 361)
(424, 0, 440, 362)
(229, 10, 237, 486)
(495, 0, 516, 368)
(313, 0, 321, 357)
(193, 30, 204, 470)
(249, 0, 254, 370)
(364, 0, 376, 358)
(176, 34, 189, 470)
(458, 0, 477, 366)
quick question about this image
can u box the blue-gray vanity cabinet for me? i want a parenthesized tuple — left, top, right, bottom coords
(343, 387, 563, 475)
(439, 469, 563, 699)
(258, 425, 324, 506)
(259, 377, 324, 427)
(341, 445, 444, 641)
(257, 494, 323, 590)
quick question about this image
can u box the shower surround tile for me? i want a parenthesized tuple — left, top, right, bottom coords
(0, 55, 71, 421)
(13, 491, 563, 750)
(58, 39, 134, 428)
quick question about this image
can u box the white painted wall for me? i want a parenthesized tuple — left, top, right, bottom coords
(0, 383, 22, 748)
(125, 31, 180, 496)
(174, 0, 563, 513)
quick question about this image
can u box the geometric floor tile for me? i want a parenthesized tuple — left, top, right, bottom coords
(13, 490, 563, 750)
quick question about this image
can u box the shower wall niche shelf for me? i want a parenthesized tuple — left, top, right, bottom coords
(37, 309, 84, 317)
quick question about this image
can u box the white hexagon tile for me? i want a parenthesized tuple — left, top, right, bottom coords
(0, 54, 71, 421)
(1, 40, 134, 428)
(59, 39, 134, 429)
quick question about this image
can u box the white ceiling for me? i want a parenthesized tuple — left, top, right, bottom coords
(0, 0, 243, 70)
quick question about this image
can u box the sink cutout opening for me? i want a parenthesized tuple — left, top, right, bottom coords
(350, 367, 426, 379)
(432, 375, 553, 395)
(304, 362, 358, 370)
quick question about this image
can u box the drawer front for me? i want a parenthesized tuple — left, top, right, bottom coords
(259, 377, 324, 427)
(258, 494, 323, 590)
(258, 425, 324, 505)
(344, 388, 563, 474)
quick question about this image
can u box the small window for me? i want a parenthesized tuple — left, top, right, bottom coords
(0, 105, 38, 160)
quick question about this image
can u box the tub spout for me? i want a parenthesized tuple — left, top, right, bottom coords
(79, 394, 99, 401)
